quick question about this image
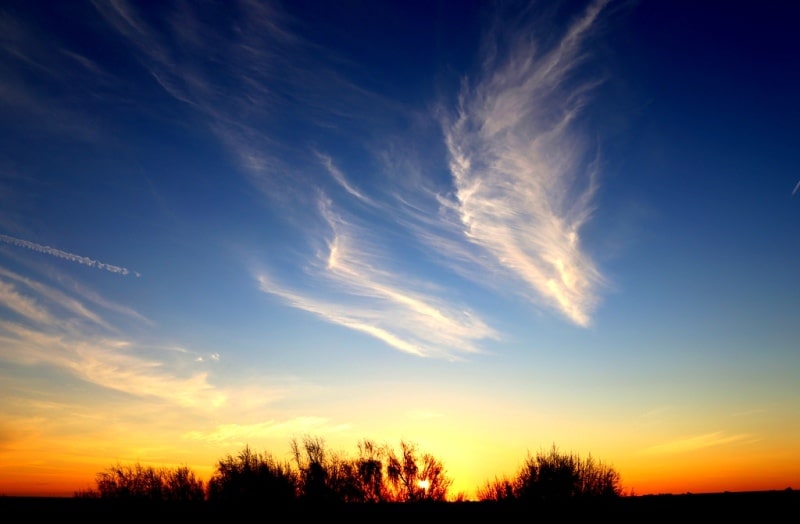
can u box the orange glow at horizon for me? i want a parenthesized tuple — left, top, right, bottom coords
(2, 443, 797, 499)
(1, 406, 798, 499)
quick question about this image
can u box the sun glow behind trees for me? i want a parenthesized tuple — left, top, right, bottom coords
(80, 438, 622, 504)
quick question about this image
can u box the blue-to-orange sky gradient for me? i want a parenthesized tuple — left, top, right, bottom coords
(1, 0, 799, 498)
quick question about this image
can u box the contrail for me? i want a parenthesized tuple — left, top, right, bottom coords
(792, 179, 800, 196)
(0, 234, 140, 277)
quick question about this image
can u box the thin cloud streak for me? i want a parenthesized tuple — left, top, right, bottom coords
(0, 267, 110, 329)
(442, 0, 608, 326)
(183, 417, 349, 445)
(0, 271, 225, 411)
(0, 321, 225, 410)
(93, 0, 386, 206)
(257, 198, 498, 359)
(642, 431, 753, 455)
(0, 279, 56, 326)
(0, 234, 140, 277)
(316, 151, 372, 205)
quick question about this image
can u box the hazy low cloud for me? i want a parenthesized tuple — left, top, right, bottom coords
(0, 279, 56, 326)
(0, 267, 109, 328)
(183, 417, 350, 445)
(442, 0, 608, 326)
(0, 271, 225, 410)
(407, 409, 443, 420)
(0, 321, 225, 410)
(642, 431, 753, 455)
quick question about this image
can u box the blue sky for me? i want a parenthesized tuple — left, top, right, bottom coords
(1, 0, 799, 497)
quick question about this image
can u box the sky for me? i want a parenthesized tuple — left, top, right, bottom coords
(1, 0, 799, 498)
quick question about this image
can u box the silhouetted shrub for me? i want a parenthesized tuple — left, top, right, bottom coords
(476, 475, 516, 502)
(291, 435, 377, 504)
(207, 445, 298, 506)
(87, 463, 204, 503)
(287, 436, 452, 504)
(478, 444, 621, 505)
(162, 466, 206, 503)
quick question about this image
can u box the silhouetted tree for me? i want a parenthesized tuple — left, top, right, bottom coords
(291, 436, 335, 503)
(291, 435, 370, 504)
(288, 436, 451, 504)
(207, 445, 297, 506)
(355, 439, 386, 502)
(385, 440, 452, 502)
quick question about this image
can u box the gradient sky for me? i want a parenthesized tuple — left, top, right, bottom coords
(1, 0, 799, 498)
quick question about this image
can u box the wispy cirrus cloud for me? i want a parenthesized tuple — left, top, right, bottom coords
(94, 0, 494, 359)
(0, 320, 225, 410)
(0, 234, 140, 277)
(257, 197, 498, 359)
(251, 0, 614, 354)
(0, 279, 56, 326)
(91, 0, 611, 359)
(92, 0, 386, 206)
(0, 270, 223, 410)
(0, 263, 309, 419)
(441, 0, 609, 326)
(316, 152, 372, 205)
(0, 267, 110, 328)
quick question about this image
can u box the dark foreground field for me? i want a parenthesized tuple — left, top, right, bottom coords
(2, 490, 797, 519)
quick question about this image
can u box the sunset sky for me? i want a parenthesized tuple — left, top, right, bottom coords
(1, 0, 799, 498)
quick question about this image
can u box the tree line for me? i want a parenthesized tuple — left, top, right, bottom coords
(76, 437, 622, 507)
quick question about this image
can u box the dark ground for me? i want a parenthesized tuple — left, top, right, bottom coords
(1, 490, 797, 520)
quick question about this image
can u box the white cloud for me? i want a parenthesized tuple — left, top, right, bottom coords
(442, 0, 609, 326)
(316, 151, 372, 204)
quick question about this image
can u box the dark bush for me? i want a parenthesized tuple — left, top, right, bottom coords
(207, 445, 298, 506)
(87, 463, 204, 503)
(478, 444, 621, 505)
